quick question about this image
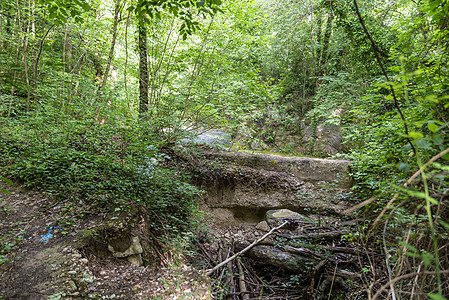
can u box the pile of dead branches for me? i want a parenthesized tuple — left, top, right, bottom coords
(188, 216, 379, 299)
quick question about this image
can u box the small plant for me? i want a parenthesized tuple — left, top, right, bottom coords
(0, 198, 10, 215)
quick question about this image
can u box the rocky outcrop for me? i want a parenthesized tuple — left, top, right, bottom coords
(200, 151, 353, 224)
(300, 116, 344, 156)
(215, 151, 352, 188)
(181, 131, 232, 149)
(78, 204, 152, 267)
(108, 236, 144, 266)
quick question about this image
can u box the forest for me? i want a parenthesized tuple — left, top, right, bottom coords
(0, 0, 448, 299)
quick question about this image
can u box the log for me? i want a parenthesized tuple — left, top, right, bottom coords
(235, 243, 315, 273)
(236, 243, 362, 279)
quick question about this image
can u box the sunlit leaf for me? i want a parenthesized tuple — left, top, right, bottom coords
(427, 122, 439, 133)
(409, 131, 424, 139)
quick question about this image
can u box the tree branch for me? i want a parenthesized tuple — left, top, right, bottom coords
(353, 0, 416, 155)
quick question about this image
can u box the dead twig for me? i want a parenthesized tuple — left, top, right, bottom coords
(372, 270, 449, 300)
(238, 259, 250, 300)
(342, 197, 377, 215)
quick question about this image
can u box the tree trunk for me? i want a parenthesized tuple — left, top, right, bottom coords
(138, 19, 149, 117)
(23, 0, 31, 111)
(309, 1, 318, 91)
(319, 13, 333, 68)
(101, 0, 121, 90)
(33, 24, 54, 102)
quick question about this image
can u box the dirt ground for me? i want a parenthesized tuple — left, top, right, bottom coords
(0, 182, 212, 300)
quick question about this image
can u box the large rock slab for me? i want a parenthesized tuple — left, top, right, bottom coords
(200, 151, 353, 224)
(213, 151, 352, 188)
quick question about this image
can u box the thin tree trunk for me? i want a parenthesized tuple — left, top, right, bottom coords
(101, 0, 121, 90)
(124, 11, 131, 104)
(319, 13, 333, 68)
(61, 24, 68, 101)
(315, 13, 322, 65)
(11, 0, 22, 97)
(309, 1, 318, 91)
(138, 19, 149, 117)
(73, 61, 83, 97)
(33, 24, 54, 102)
(23, 0, 31, 111)
(180, 16, 215, 119)
(150, 18, 178, 118)
(353, 0, 416, 155)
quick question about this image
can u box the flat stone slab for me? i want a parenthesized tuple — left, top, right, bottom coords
(200, 151, 354, 223)
(214, 151, 352, 188)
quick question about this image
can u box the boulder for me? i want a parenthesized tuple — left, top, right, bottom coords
(108, 236, 144, 266)
(300, 112, 345, 156)
(255, 221, 271, 232)
(266, 209, 306, 227)
(182, 131, 232, 149)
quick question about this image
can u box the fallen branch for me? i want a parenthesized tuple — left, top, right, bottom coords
(237, 260, 249, 300)
(342, 197, 377, 215)
(206, 221, 288, 276)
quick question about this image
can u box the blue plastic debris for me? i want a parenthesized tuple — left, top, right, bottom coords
(39, 226, 59, 242)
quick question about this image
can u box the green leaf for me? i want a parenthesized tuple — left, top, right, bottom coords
(421, 252, 434, 266)
(428, 293, 448, 300)
(0, 177, 13, 185)
(409, 131, 424, 139)
(59, 7, 68, 17)
(394, 185, 439, 204)
(439, 219, 449, 230)
(432, 134, 443, 145)
(415, 138, 431, 150)
(398, 163, 410, 173)
(70, 9, 80, 17)
(428, 122, 439, 133)
(0, 188, 10, 194)
(399, 241, 418, 253)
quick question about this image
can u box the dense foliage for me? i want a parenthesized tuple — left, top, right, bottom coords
(1, 0, 449, 298)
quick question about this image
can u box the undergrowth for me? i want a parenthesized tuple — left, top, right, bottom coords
(0, 109, 202, 237)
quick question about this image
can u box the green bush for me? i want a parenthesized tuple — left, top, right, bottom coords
(0, 111, 201, 234)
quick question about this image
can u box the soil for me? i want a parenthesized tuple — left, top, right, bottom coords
(0, 182, 211, 300)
